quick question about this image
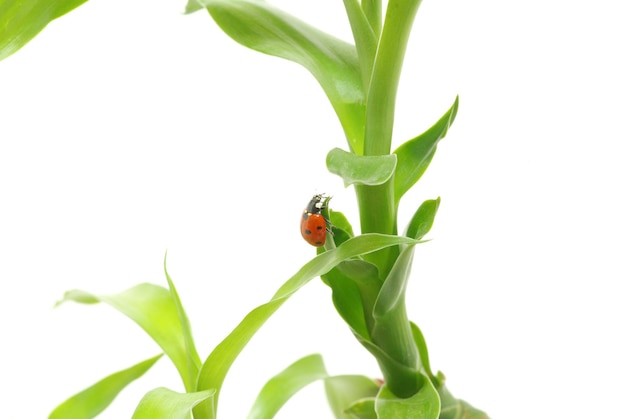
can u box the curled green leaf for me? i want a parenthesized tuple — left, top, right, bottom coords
(393, 96, 459, 204)
(405, 197, 440, 240)
(57, 282, 199, 392)
(49, 354, 162, 419)
(327, 147, 397, 187)
(247, 354, 328, 419)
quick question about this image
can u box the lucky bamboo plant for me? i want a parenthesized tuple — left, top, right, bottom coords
(1, 0, 488, 417)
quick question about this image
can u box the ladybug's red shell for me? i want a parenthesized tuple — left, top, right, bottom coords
(300, 194, 328, 247)
(301, 212, 327, 247)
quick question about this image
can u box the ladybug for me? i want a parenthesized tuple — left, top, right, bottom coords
(300, 194, 330, 247)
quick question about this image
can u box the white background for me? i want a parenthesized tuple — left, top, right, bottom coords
(1, 0, 625, 418)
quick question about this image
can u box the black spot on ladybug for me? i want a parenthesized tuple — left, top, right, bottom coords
(302, 213, 309, 220)
(305, 229, 312, 235)
(317, 225, 323, 230)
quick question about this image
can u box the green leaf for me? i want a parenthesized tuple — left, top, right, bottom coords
(341, 0, 377, 86)
(322, 265, 370, 340)
(325, 375, 379, 419)
(373, 245, 414, 320)
(344, 398, 377, 419)
(405, 198, 440, 240)
(184, 0, 203, 14)
(322, 259, 382, 341)
(49, 354, 162, 419)
(328, 210, 355, 239)
(131, 387, 215, 419)
(0, 0, 89, 61)
(326, 210, 355, 249)
(410, 322, 435, 383)
(195, 233, 422, 417)
(164, 257, 202, 388)
(246, 354, 381, 419)
(327, 148, 397, 187)
(438, 384, 490, 419)
(198, 0, 367, 153)
(393, 96, 459, 204)
(57, 283, 199, 392)
(370, 244, 420, 397)
(375, 378, 440, 419)
(247, 354, 328, 419)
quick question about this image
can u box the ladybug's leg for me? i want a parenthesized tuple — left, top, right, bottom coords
(325, 218, 334, 235)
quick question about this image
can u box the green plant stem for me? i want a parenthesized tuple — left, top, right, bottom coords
(354, 0, 425, 399)
(372, 303, 422, 398)
(355, 182, 397, 277)
(364, 0, 423, 157)
(371, 246, 420, 397)
(356, 0, 422, 276)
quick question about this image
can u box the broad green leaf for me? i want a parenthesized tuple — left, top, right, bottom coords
(327, 148, 397, 187)
(0, 0, 88, 61)
(195, 233, 422, 418)
(325, 375, 379, 419)
(248, 354, 328, 419)
(49, 354, 162, 419)
(197, 0, 367, 153)
(393, 96, 459, 204)
(405, 198, 440, 240)
(57, 283, 199, 392)
(375, 377, 440, 419)
(132, 387, 215, 419)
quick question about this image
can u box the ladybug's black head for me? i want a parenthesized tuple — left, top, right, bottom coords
(305, 194, 325, 215)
